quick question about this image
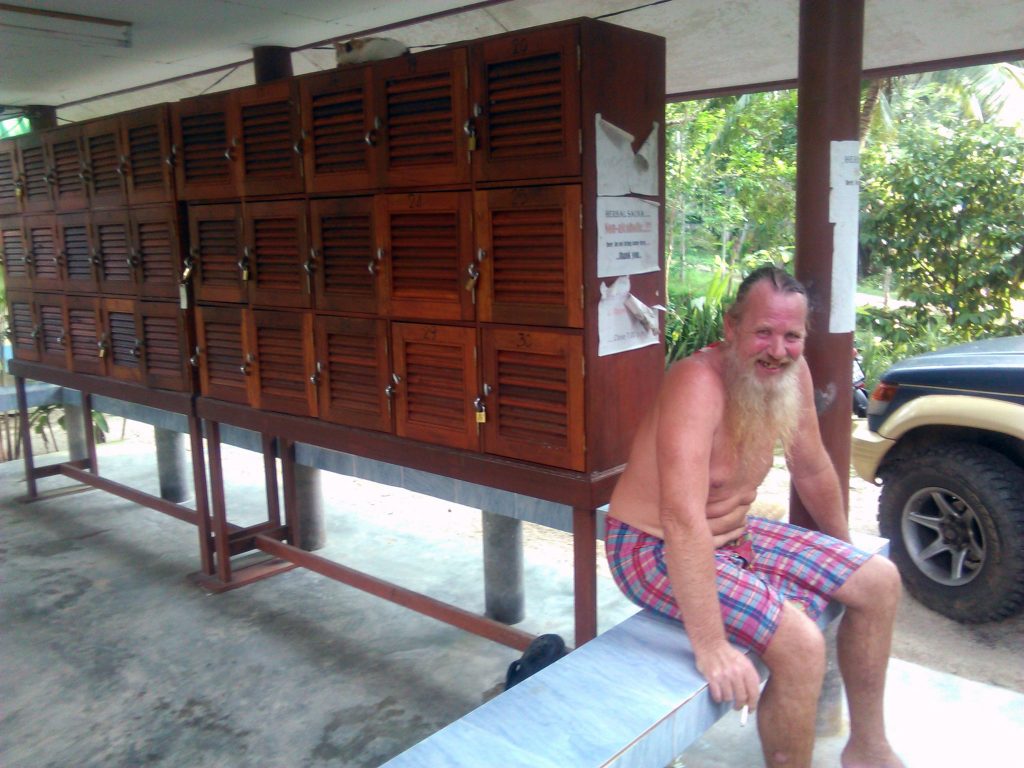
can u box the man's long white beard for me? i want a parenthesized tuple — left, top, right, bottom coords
(722, 346, 802, 470)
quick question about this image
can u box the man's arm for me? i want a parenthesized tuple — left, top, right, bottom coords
(656, 361, 762, 711)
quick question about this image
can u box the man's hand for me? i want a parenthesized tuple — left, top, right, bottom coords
(696, 643, 762, 711)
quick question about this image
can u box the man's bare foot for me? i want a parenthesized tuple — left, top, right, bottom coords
(841, 741, 906, 768)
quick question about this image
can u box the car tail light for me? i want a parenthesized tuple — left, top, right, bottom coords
(871, 382, 899, 402)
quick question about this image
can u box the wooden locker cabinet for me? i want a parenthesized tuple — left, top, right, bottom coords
(195, 305, 249, 404)
(314, 315, 391, 431)
(391, 322, 479, 451)
(300, 65, 377, 194)
(65, 295, 105, 375)
(247, 309, 316, 417)
(244, 199, 311, 309)
(101, 297, 143, 383)
(310, 196, 379, 315)
(0, 139, 19, 215)
(1, 215, 31, 290)
(480, 327, 584, 470)
(379, 191, 474, 322)
(470, 24, 582, 182)
(139, 300, 192, 391)
(81, 116, 128, 209)
(45, 125, 89, 211)
(122, 105, 175, 205)
(92, 208, 134, 296)
(59, 212, 97, 294)
(132, 204, 182, 300)
(189, 203, 246, 304)
(35, 292, 68, 369)
(6, 291, 40, 362)
(375, 47, 471, 189)
(172, 92, 236, 200)
(474, 184, 583, 328)
(15, 132, 53, 214)
(236, 80, 304, 197)
(25, 214, 62, 292)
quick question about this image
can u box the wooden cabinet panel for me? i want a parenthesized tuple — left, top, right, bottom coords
(60, 212, 97, 293)
(0, 139, 19, 215)
(24, 214, 62, 292)
(65, 296, 104, 375)
(36, 293, 68, 369)
(310, 196, 378, 314)
(237, 80, 304, 196)
(1, 216, 30, 290)
(314, 315, 390, 431)
(172, 92, 236, 200)
(82, 117, 127, 209)
(391, 322, 478, 451)
(132, 204, 181, 300)
(480, 327, 584, 470)
(92, 208, 134, 296)
(102, 298, 143, 383)
(45, 126, 89, 211)
(244, 199, 310, 309)
(472, 25, 581, 182)
(189, 203, 245, 304)
(376, 47, 470, 188)
(139, 301, 190, 391)
(248, 309, 316, 417)
(15, 132, 52, 214)
(301, 66, 376, 193)
(379, 192, 473, 321)
(6, 291, 39, 362)
(475, 185, 582, 328)
(123, 105, 175, 205)
(196, 305, 249, 404)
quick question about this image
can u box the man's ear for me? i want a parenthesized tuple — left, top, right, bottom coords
(723, 312, 736, 342)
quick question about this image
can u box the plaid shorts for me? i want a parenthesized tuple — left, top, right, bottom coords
(605, 515, 871, 655)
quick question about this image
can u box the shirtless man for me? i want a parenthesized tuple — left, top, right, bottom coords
(606, 266, 904, 768)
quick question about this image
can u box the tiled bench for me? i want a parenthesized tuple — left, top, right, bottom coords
(382, 532, 889, 768)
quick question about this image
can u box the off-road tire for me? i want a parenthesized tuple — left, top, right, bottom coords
(878, 442, 1024, 623)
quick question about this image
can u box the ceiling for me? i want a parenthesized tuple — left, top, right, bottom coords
(2, 0, 1023, 124)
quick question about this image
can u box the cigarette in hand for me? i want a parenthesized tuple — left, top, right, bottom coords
(740, 705, 749, 727)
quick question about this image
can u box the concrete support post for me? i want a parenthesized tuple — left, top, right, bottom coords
(294, 463, 326, 551)
(252, 46, 293, 83)
(155, 428, 191, 503)
(482, 511, 525, 625)
(63, 398, 88, 462)
(24, 105, 57, 131)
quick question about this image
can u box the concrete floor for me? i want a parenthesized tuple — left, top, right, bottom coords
(2, 431, 1022, 767)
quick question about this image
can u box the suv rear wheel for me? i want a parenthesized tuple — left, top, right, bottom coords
(878, 442, 1024, 622)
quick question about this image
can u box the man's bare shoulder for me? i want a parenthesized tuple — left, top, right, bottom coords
(664, 346, 726, 390)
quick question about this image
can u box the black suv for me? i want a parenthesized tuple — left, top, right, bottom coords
(852, 335, 1024, 622)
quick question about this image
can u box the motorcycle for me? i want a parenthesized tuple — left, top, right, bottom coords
(852, 350, 868, 417)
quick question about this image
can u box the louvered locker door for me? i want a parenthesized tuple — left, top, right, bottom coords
(6, 291, 40, 362)
(24, 214, 62, 292)
(379, 192, 473, 321)
(248, 309, 316, 417)
(314, 315, 390, 431)
(92, 209, 135, 296)
(36, 293, 68, 369)
(375, 47, 470, 188)
(172, 93, 236, 200)
(45, 125, 89, 211)
(15, 132, 53, 214)
(139, 301, 190, 391)
(60, 212, 97, 294)
(471, 25, 581, 182)
(244, 199, 311, 309)
(236, 80, 304, 197)
(475, 185, 583, 328)
(81, 116, 127, 209)
(189, 203, 245, 304)
(0, 139, 19, 215)
(65, 296, 105, 375)
(102, 298, 143, 383)
(481, 327, 584, 471)
(195, 305, 250, 404)
(1, 216, 31, 290)
(391, 322, 478, 451)
(122, 105, 175, 205)
(300, 66, 376, 193)
(132, 204, 181, 300)
(310, 197, 379, 314)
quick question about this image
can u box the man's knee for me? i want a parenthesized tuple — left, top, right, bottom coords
(763, 603, 826, 680)
(838, 554, 902, 613)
